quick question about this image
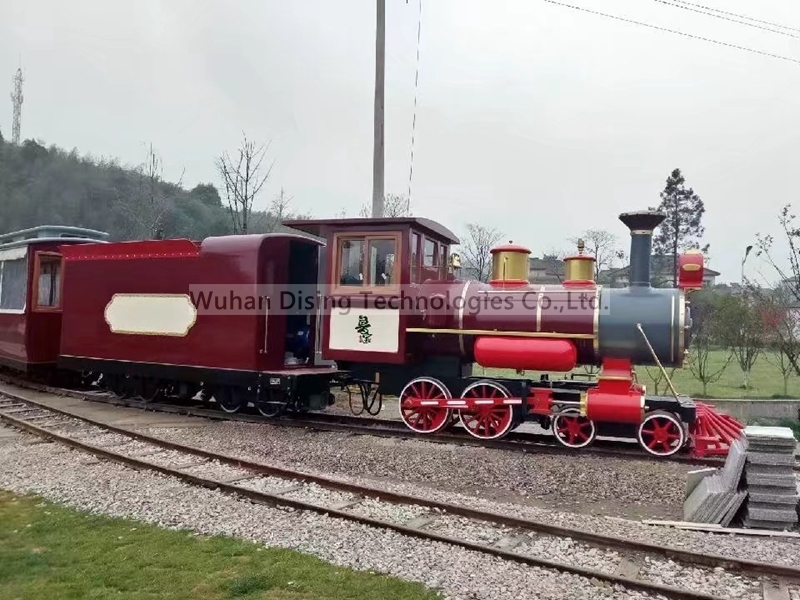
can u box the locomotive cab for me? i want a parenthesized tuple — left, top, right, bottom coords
(282, 217, 460, 368)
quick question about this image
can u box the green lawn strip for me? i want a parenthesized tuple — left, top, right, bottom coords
(478, 350, 800, 399)
(0, 491, 441, 600)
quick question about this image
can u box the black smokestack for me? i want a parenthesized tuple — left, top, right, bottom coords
(618, 210, 665, 288)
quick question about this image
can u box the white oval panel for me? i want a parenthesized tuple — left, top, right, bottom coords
(104, 294, 197, 337)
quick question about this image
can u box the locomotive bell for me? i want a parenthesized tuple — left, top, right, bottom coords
(489, 242, 531, 287)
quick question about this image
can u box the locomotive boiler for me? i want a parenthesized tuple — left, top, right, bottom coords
(413, 211, 692, 371)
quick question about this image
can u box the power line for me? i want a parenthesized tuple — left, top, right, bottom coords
(407, 0, 422, 206)
(671, 0, 800, 33)
(653, 0, 799, 39)
(542, 0, 800, 65)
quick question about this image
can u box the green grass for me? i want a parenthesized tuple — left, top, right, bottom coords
(0, 491, 440, 600)
(479, 349, 800, 399)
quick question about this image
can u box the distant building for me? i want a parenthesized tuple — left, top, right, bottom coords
(599, 255, 720, 288)
(528, 255, 565, 284)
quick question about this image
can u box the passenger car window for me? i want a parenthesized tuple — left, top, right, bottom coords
(0, 257, 27, 311)
(37, 256, 61, 308)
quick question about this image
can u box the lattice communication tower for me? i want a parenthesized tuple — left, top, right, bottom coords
(10, 67, 23, 145)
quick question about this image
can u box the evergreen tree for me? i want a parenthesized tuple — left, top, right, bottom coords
(650, 168, 709, 286)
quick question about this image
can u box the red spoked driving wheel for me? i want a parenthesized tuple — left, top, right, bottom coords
(458, 381, 515, 440)
(637, 410, 687, 457)
(399, 377, 452, 434)
(551, 407, 596, 449)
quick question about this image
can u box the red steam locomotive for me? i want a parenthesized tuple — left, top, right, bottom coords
(0, 211, 741, 458)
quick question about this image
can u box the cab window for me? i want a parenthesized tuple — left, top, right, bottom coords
(410, 231, 421, 283)
(338, 238, 365, 285)
(335, 233, 400, 289)
(368, 239, 395, 286)
(423, 238, 437, 268)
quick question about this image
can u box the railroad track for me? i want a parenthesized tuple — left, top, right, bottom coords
(1, 392, 799, 600)
(0, 374, 772, 471)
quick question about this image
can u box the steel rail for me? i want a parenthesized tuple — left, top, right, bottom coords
(56, 391, 800, 472)
(0, 408, 748, 600)
(2, 392, 800, 586)
(2, 373, 798, 472)
(0, 374, 742, 469)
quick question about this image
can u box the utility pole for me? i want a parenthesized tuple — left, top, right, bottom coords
(10, 67, 23, 145)
(371, 0, 385, 218)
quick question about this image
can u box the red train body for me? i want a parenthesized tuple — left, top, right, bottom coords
(0, 226, 109, 372)
(0, 211, 743, 458)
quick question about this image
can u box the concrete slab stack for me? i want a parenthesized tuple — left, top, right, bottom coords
(684, 437, 748, 526)
(683, 426, 800, 530)
(740, 426, 799, 531)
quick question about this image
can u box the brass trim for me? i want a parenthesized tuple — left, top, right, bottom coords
(579, 391, 588, 417)
(592, 286, 602, 354)
(458, 280, 471, 356)
(670, 293, 675, 364)
(598, 375, 632, 381)
(535, 285, 545, 331)
(407, 328, 594, 339)
(640, 394, 646, 421)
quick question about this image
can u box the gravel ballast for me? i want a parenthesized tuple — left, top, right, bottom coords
(0, 430, 668, 600)
(136, 420, 693, 520)
(135, 421, 800, 569)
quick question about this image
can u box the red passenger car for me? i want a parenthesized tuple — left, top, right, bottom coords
(0, 226, 108, 376)
(57, 231, 339, 416)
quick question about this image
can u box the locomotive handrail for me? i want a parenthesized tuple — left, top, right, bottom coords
(636, 323, 680, 400)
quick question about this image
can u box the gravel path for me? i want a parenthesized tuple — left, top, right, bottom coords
(134, 420, 695, 520)
(0, 428, 668, 600)
(131, 421, 800, 570)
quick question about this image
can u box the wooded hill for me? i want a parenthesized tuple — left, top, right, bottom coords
(0, 133, 296, 241)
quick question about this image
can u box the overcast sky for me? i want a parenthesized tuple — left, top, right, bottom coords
(2, 0, 798, 284)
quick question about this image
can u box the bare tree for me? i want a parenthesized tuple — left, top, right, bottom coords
(115, 143, 183, 239)
(568, 228, 626, 281)
(643, 365, 679, 395)
(246, 187, 312, 233)
(755, 284, 800, 384)
(540, 248, 568, 283)
(756, 204, 800, 303)
(360, 193, 411, 218)
(216, 132, 274, 234)
(715, 290, 767, 389)
(461, 223, 504, 282)
(763, 349, 796, 398)
(687, 291, 734, 396)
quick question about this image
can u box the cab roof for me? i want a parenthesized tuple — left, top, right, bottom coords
(282, 217, 460, 245)
(0, 225, 109, 250)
